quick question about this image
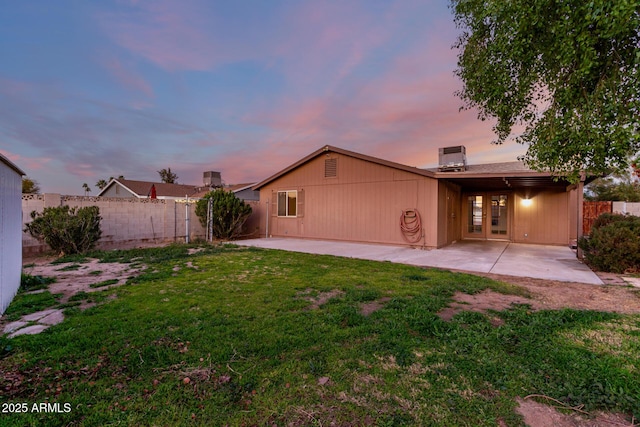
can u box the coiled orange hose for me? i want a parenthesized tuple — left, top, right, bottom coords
(400, 209, 422, 243)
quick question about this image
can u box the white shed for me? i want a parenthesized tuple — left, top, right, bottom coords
(0, 153, 25, 314)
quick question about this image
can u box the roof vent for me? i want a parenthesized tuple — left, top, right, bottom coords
(438, 146, 467, 172)
(203, 171, 222, 188)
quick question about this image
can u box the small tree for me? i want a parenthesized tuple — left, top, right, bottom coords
(82, 183, 91, 195)
(24, 206, 102, 255)
(195, 189, 252, 240)
(22, 177, 41, 194)
(158, 168, 178, 184)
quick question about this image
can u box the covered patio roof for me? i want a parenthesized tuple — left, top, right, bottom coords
(433, 161, 575, 192)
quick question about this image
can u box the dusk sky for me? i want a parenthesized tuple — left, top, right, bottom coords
(1, 0, 527, 195)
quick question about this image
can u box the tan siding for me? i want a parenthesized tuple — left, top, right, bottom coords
(257, 153, 439, 246)
(437, 181, 461, 247)
(513, 190, 570, 245)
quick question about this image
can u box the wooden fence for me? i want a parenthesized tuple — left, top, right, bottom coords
(582, 201, 612, 235)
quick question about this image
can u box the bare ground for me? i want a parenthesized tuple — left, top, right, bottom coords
(22, 258, 144, 304)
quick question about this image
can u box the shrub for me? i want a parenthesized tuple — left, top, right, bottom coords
(195, 189, 252, 240)
(578, 213, 640, 273)
(24, 205, 102, 255)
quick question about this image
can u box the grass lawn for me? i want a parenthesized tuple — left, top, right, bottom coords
(2, 244, 639, 426)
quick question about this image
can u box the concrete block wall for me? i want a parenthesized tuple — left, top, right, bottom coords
(612, 202, 640, 217)
(22, 194, 207, 255)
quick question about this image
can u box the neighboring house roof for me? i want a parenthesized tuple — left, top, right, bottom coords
(253, 145, 436, 190)
(97, 179, 202, 198)
(0, 153, 25, 176)
(191, 183, 257, 199)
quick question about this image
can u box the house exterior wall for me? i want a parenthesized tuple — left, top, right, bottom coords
(512, 189, 572, 245)
(256, 153, 439, 246)
(1, 160, 23, 314)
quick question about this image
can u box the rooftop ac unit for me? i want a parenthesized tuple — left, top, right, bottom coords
(203, 171, 222, 188)
(438, 146, 467, 172)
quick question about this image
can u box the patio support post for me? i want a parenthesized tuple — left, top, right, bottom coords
(577, 172, 585, 259)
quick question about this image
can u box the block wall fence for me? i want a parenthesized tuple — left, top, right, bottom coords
(22, 194, 262, 256)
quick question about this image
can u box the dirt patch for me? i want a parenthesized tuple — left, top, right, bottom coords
(437, 272, 640, 323)
(474, 272, 640, 314)
(516, 397, 636, 427)
(297, 289, 344, 310)
(360, 297, 392, 316)
(437, 290, 533, 323)
(2, 258, 145, 337)
(23, 258, 144, 303)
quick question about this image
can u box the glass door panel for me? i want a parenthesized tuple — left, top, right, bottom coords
(490, 195, 508, 236)
(467, 195, 483, 234)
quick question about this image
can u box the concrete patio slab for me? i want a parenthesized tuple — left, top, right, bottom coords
(236, 238, 603, 285)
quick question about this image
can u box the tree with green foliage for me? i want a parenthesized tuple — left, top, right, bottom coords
(450, 0, 640, 182)
(24, 206, 102, 255)
(82, 183, 91, 195)
(195, 189, 252, 240)
(157, 167, 178, 184)
(586, 179, 640, 202)
(95, 179, 108, 190)
(22, 177, 41, 194)
(586, 155, 640, 201)
(96, 176, 124, 190)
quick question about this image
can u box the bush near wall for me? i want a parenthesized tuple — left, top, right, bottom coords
(195, 189, 252, 240)
(578, 213, 640, 273)
(24, 205, 102, 255)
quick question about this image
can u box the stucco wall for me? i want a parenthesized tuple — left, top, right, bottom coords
(22, 195, 262, 255)
(613, 202, 640, 216)
(256, 153, 439, 247)
(22, 194, 207, 255)
(1, 161, 23, 314)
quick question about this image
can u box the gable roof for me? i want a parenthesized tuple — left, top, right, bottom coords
(252, 145, 581, 192)
(253, 145, 436, 190)
(0, 153, 25, 176)
(98, 179, 201, 198)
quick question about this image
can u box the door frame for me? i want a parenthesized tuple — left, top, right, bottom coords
(462, 192, 512, 240)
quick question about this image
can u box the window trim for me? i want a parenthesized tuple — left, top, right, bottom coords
(277, 190, 297, 217)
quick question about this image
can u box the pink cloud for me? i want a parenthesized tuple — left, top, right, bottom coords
(98, 0, 222, 71)
(0, 149, 52, 172)
(64, 163, 96, 178)
(101, 55, 154, 98)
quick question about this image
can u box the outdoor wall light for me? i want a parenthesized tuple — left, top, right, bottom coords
(521, 198, 533, 207)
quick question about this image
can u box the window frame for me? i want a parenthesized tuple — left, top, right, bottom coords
(277, 190, 297, 217)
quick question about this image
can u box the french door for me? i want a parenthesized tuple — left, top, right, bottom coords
(463, 193, 510, 240)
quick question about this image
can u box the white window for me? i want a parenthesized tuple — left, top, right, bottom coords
(277, 191, 297, 217)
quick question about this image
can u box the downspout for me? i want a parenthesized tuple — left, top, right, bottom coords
(265, 199, 269, 238)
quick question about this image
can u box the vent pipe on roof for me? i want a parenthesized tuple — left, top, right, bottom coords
(438, 146, 467, 172)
